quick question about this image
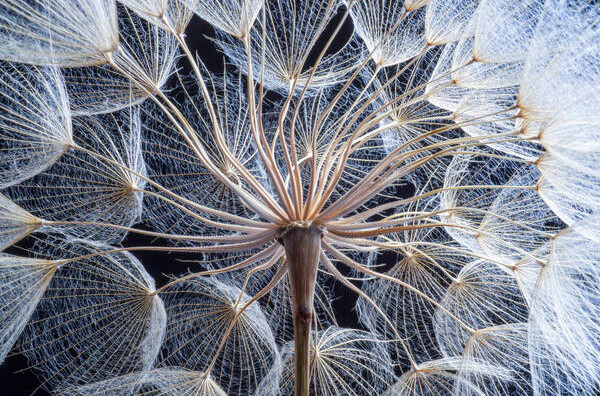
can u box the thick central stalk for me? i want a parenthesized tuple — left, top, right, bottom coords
(280, 224, 322, 396)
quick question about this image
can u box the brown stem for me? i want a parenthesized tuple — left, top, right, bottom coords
(280, 224, 322, 396)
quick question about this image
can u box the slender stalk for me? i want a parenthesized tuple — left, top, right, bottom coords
(320, 251, 418, 368)
(279, 224, 323, 396)
(323, 240, 476, 334)
(202, 261, 289, 376)
(168, 26, 287, 219)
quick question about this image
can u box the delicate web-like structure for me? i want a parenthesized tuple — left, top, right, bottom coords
(0, 0, 599, 395)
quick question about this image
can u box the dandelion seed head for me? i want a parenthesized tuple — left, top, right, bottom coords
(0, 0, 598, 395)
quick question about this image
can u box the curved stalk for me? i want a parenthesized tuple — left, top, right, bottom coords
(202, 261, 289, 376)
(323, 240, 476, 334)
(320, 251, 418, 368)
(162, 22, 288, 221)
(53, 230, 277, 268)
(71, 143, 272, 230)
(153, 244, 283, 296)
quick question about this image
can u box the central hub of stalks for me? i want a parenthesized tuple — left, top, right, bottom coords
(280, 224, 322, 396)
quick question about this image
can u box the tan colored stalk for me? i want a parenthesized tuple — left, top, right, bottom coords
(164, 22, 288, 220)
(323, 240, 476, 334)
(201, 261, 289, 377)
(71, 142, 272, 230)
(279, 224, 323, 396)
(106, 52, 286, 224)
